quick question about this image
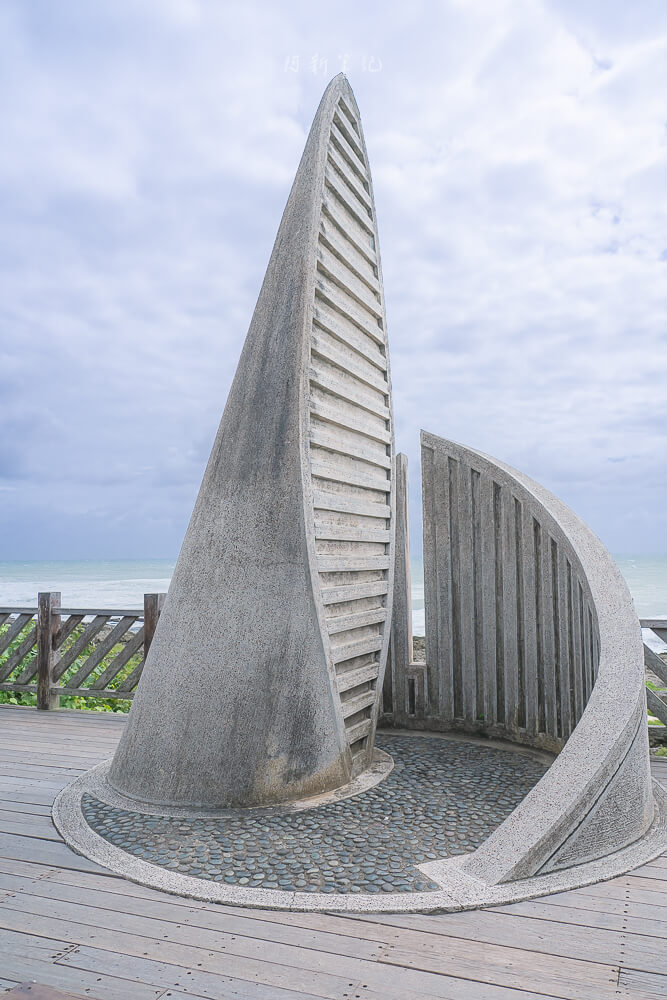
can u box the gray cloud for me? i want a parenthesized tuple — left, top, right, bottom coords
(1, 0, 665, 559)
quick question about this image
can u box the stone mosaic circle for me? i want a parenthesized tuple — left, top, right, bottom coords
(82, 734, 550, 895)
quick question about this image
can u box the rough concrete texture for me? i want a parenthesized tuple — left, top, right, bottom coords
(106, 74, 394, 809)
(418, 432, 656, 883)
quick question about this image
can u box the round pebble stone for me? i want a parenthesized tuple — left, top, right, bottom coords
(81, 734, 549, 896)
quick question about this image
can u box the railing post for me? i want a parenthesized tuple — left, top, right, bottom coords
(37, 591, 61, 710)
(143, 593, 166, 660)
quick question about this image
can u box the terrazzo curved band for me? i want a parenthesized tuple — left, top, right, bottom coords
(53, 731, 667, 913)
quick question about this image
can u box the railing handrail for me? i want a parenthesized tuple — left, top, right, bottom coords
(0, 606, 144, 617)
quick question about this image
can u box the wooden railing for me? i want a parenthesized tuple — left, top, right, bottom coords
(0, 592, 165, 709)
(641, 619, 667, 728)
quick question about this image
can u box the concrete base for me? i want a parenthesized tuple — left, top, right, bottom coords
(53, 733, 667, 914)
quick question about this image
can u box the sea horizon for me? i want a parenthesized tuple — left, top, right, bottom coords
(1, 556, 666, 648)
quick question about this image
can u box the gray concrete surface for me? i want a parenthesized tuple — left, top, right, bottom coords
(417, 432, 657, 883)
(104, 74, 395, 810)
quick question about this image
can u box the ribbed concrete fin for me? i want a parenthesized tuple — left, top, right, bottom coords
(107, 76, 394, 810)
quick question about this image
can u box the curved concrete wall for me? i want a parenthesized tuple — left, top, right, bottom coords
(108, 74, 395, 809)
(416, 432, 654, 880)
(421, 433, 599, 750)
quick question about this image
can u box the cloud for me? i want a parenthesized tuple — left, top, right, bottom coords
(1, 0, 666, 561)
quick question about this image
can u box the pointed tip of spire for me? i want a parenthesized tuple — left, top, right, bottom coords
(325, 71, 353, 96)
(321, 72, 359, 115)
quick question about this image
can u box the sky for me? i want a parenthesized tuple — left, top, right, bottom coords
(1, 0, 666, 560)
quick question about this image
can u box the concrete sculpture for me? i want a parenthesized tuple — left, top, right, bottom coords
(105, 74, 395, 810)
(54, 76, 666, 914)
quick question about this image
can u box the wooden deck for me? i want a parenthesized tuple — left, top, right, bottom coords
(0, 706, 665, 1000)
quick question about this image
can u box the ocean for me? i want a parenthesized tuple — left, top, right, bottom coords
(1, 556, 666, 648)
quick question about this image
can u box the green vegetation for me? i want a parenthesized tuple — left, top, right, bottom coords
(0, 616, 135, 713)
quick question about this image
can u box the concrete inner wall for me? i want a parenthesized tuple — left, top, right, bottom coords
(383, 434, 655, 881)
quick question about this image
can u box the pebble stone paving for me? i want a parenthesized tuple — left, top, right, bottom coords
(82, 735, 550, 894)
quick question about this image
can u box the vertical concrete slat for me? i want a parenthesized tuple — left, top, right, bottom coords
(533, 519, 545, 733)
(471, 468, 484, 723)
(514, 498, 526, 731)
(421, 441, 438, 716)
(571, 573, 584, 719)
(493, 482, 505, 725)
(502, 487, 519, 732)
(480, 473, 498, 726)
(592, 618, 601, 683)
(580, 582, 590, 706)
(387, 452, 412, 720)
(541, 532, 557, 739)
(558, 545, 573, 740)
(587, 604, 596, 696)
(422, 440, 453, 718)
(521, 510, 538, 736)
(458, 460, 476, 723)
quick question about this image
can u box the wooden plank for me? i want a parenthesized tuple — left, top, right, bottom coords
(91, 625, 146, 698)
(53, 615, 85, 652)
(0, 895, 625, 1000)
(0, 833, 109, 874)
(647, 688, 667, 726)
(0, 800, 52, 817)
(545, 878, 667, 907)
(494, 898, 667, 941)
(0, 787, 67, 808)
(632, 862, 667, 880)
(0, 615, 35, 659)
(375, 939, 620, 1000)
(0, 626, 38, 684)
(0, 928, 324, 1000)
(0, 872, 388, 961)
(345, 905, 666, 975)
(64, 616, 138, 690)
(0, 904, 384, 1000)
(0, 945, 162, 1000)
(0, 749, 111, 769)
(61, 944, 389, 1000)
(0, 704, 126, 724)
(618, 967, 667, 998)
(53, 686, 134, 700)
(62, 943, 569, 1000)
(6, 871, 666, 978)
(0, 812, 61, 841)
(52, 617, 111, 682)
(5, 984, 87, 999)
(36, 592, 61, 709)
(0, 763, 85, 778)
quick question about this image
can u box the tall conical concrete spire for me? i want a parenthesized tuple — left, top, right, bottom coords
(108, 76, 395, 808)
